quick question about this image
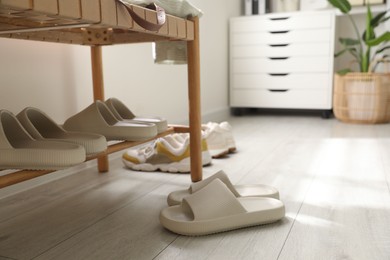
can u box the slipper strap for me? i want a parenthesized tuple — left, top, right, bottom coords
(190, 170, 240, 197)
(182, 179, 246, 221)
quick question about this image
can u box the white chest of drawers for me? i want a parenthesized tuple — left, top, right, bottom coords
(229, 11, 336, 116)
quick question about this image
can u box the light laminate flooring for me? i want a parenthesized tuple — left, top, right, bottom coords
(0, 113, 390, 260)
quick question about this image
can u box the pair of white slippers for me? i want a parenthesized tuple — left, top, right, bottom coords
(160, 171, 285, 236)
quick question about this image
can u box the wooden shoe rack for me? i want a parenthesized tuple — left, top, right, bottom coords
(0, 0, 203, 187)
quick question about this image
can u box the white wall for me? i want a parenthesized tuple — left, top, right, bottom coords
(0, 0, 241, 125)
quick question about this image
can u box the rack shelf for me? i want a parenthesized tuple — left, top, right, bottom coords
(0, 3, 194, 46)
(0, 127, 178, 188)
(0, 0, 203, 187)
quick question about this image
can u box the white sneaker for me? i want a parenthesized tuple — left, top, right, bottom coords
(219, 121, 237, 153)
(122, 135, 212, 173)
(171, 133, 217, 162)
(202, 121, 237, 158)
(202, 123, 230, 158)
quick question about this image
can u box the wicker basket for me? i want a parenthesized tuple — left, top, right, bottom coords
(333, 72, 390, 124)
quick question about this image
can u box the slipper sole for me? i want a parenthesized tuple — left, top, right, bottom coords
(160, 197, 285, 236)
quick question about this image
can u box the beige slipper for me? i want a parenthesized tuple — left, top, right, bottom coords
(63, 101, 157, 141)
(167, 170, 280, 206)
(160, 179, 285, 236)
(105, 97, 168, 133)
(0, 110, 85, 170)
(17, 107, 107, 156)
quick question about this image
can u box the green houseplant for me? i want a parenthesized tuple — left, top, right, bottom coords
(328, 0, 390, 73)
(329, 0, 390, 124)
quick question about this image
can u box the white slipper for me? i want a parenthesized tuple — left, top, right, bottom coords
(167, 170, 279, 206)
(0, 110, 86, 170)
(160, 179, 285, 236)
(17, 107, 107, 156)
(105, 97, 168, 133)
(63, 101, 157, 141)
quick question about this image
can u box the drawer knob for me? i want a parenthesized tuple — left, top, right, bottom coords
(268, 57, 289, 60)
(268, 89, 289, 92)
(269, 17, 290, 21)
(269, 44, 289, 47)
(269, 30, 290, 34)
(269, 73, 289, 76)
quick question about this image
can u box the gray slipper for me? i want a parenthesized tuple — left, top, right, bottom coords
(63, 101, 157, 141)
(0, 110, 85, 170)
(17, 107, 107, 156)
(105, 97, 168, 133)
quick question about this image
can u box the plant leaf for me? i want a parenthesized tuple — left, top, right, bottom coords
(349, 48, 360, 61)
(366, 32, 390, 46)
(334, 46, 360, 63)
(362, 31, 376, 41)
(375, 45, 390, 55)
(372, 58, 390, 72)
(337, 68, 353, 75)
(365, 4, 375, 42)
(379, 16, 390, 25)
(363, 47, 371, 72)
(327, 0, 351, 14)
(335, 48, 348, 57)
(371, 11, 387, 28)
(339, 37, 360, 46)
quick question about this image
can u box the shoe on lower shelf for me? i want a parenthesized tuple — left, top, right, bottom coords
(170, 132, 228, 159)
(122, 134, 212, 173)
(202, 121, 236, 158)
(105, 97, 168, 133)
(63, 100, 158, 141)
(17, 107, 107, 156)
(218, 121, 237, 153)
(0, 110, 86, 170)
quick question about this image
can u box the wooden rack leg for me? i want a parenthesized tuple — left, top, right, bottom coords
(91, 45, 109, 173)
(187, 17, 202, 182)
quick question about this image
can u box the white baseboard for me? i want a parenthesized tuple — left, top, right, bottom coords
(174, 106, 231, 125)
(202, 107, 231, 123)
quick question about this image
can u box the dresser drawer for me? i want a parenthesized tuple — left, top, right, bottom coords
(230, 89, 332, 109)
(230, 12, 333, 33)
(232, 57, 331, 73)
(231, 73, 330, 90)
(231, 29, 332, 46)
(229, 10, 335, 112)
(232, 42, 332, 58)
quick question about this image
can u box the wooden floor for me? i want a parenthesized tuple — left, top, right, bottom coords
(1, 113, 390, 260)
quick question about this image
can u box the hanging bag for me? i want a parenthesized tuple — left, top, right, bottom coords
(116, 0, 166, 31)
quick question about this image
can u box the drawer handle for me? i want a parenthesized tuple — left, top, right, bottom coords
(268, 89, 289, 92)
(269, 44, 289, 47)
(269, 73, 289, 76)
(269, 30, 290, 34)
(269, 17, 290, 20)
(268, 57, 289, 60)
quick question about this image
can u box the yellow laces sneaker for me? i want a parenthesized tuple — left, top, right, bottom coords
(122, 135, 212, 173)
